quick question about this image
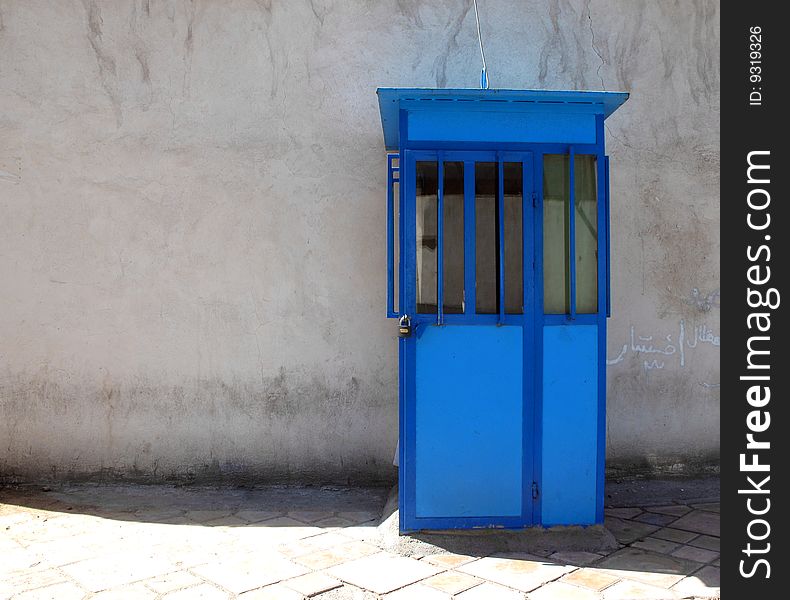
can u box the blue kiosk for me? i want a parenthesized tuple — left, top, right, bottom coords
(377, 88, 629, 532)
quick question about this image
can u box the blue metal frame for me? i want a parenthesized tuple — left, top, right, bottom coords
(595, 114, 608, 523)
(377, 88, 630, 151)
(399, 149, 538, 531)
(437, 159, 445, 325)
(497, 159, 505, 324)
(569, 146, 577, 319)
(380, 89, 626, 532)
(532, 152, 545, 527)
(386, 154, 400, 319)
(399, 146, 611, 531)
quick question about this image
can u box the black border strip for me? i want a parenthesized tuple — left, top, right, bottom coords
(722, 3, 786, 596)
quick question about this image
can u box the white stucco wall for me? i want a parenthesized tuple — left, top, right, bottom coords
(0, 0, 719, 482)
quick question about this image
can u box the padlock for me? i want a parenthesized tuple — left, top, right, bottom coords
(397, 315, 412, 338)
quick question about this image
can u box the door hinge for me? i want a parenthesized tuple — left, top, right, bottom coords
(532, 482, 539, 499)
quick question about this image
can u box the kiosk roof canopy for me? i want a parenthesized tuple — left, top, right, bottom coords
(376, 88, 629, 151)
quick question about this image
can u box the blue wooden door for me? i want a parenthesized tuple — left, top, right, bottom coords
(399, 151, 537, 531)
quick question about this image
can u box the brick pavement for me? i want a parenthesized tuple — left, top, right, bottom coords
(0, 484, 719, 599)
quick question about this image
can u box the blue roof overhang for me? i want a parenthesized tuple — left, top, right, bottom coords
(376, 88, 629, 151)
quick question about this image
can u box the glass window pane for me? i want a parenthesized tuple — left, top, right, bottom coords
(575, 155, 598, 313)
(443, 162, 465, 314)
(416, 161, 438, 314)
(504, 162, 523, 314)
(475, 162, 498, 314)
(543, 154, 570, 314)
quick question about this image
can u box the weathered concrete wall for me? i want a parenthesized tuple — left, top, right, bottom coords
(0, 0, 719, 482)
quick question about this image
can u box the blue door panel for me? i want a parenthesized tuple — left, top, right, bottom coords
(541, 324, 598, 525)
(415, 325, 523, 518)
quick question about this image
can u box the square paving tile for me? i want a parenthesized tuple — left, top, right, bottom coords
(643, 505, 692, 518)
(293, 540, 380, 570)
(669, 511, 719, 537)
(135, 509, 187, 522)
(634, 513, 679, 527)
(238, 583, 304, 599)
(289, 510, 336, 523)
(422, 570, 482, 595)
(688, 535, 719, 552)
(454, 581, 524, 600)
(605, 518, 659, 545)
(143, 571, 205, 594)
(604, 507, 643, 519)
(650, 528, 698, 544)
(234, 510, 283, 523)
(670, 545, 719, 564)
(204, 515, 248, 527)
(458, 552, 574, 593)
(283, 572, 343, 596)
(278, 531, 352, 558)
(385, 583, 452, 599)
(0, 547, 45, 577)
(337, 510, 380, 524)
(161, 584, 229, 599)
(190, 553, 308, 594)
(422, 553, 479, 569)
(312, 584, 378, 599)
(529, 581, 601, 600)
(337, 524, 378, 542)
(0, 566, 70, 594)
(61, 553, 176, 592)
(549, 551, 602, 566)
(13, 581, 88, 600)
(327, 552, 440, 595)
(26, 533, 114, 567)
(184, 510, 232, 523)
(596, 547, 698, 589)
(561, 567, 620, 591)
(602, 579, 679, 599)
(312, 517, 356, 528)
(671, 566, 720, 598)
(92, 582, 159, 599)
(631, 537, 681, 555)
(229, 517, 322, 545)
(690, 502, 720, 513)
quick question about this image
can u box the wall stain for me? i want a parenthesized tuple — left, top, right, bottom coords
(0, 368, 396, 485)
(80, 0, 123, 126)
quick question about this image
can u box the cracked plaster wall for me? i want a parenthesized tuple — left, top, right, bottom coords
(0, 0, 719, 482)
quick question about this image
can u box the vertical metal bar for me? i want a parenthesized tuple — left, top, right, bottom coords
(464, 160, 476, 315)
(386, 154, 395, 318)
(520, 152, 534, 523)
(522, 155, 532, 317)
(497, 159, 505, 323)
(437, 159, 444, 325)
(568, 147, 576, 319)
(398, 157, 405, 318)
(595, 114, 607, 524)
(605, 156, 611, 318)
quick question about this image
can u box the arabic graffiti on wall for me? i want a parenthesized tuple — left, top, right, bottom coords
(607, 319, 720, 382)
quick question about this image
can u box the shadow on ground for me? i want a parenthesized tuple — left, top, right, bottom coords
(0, 478, 720, 599)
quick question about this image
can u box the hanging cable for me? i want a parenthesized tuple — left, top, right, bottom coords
(473, 0, 489, 89)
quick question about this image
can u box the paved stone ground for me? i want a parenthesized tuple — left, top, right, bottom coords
(0, 481, 719, 600)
